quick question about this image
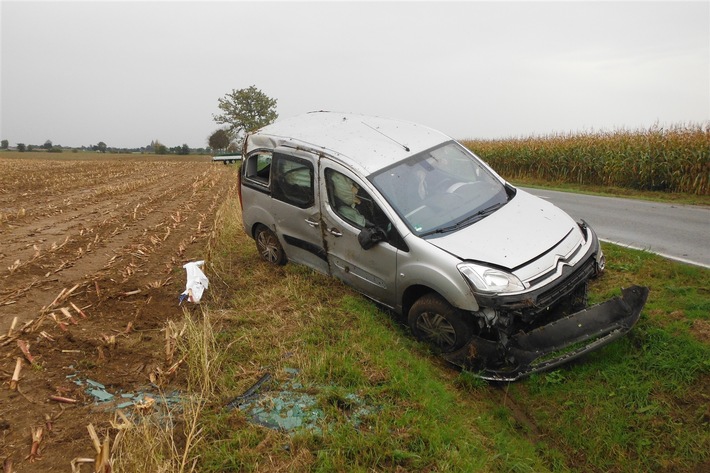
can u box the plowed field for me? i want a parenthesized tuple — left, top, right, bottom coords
(0, 153, 236, 471)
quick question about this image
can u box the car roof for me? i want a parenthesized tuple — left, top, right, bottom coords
(246, 111, 450, 175)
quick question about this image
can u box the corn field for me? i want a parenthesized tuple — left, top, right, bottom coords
(461, 123, 709, 195)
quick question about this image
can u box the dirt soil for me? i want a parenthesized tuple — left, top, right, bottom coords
(0, 154, 235, 472)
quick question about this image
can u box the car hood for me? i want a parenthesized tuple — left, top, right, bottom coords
(426, 190, 579, 270)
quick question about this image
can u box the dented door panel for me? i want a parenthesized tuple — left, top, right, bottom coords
(319, 158, 399, 308)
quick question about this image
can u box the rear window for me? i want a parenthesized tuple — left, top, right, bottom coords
(243, 151, 272, 187)
(271, 154, 314, 209)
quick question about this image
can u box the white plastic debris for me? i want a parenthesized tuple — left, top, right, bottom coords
(180, 260, 209, 304)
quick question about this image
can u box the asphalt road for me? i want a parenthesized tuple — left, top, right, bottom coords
(521, 188, 710, 269)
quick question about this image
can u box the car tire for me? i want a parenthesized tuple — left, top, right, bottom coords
(255, 224, 287, 265)
(408, 293, 472, 353)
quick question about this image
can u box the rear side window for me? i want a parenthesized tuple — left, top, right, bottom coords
(243, 151, 272, 187)
(271, 154, 314, 208)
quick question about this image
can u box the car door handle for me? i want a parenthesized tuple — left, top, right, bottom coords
(327, 227, 342, 237)
(305, 217, 320, 228)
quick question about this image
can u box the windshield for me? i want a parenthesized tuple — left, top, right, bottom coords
(370, 141, 510, 236)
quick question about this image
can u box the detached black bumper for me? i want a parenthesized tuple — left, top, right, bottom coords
(443, 285, 649, 381)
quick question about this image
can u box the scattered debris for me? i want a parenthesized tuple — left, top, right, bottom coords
(225, 373, 273, 410)
(67, 374, 182, 413)
(179, 260, 208, 304)
(233, 369, 374, 435)
(85, 380, 114, 403)
(242, 388, 324, 433)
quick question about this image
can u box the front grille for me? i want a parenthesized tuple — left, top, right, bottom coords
(526, 241, 585, 288)
(534, 257, 596, 309)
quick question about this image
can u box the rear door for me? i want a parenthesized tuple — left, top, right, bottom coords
(318, 158, 404, 308)
(269, 148, 329, 274)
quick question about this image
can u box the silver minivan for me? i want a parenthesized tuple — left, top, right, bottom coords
(238, 111, 648, 380)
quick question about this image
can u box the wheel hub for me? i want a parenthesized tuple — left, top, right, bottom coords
(416, 312, 457, 350)
(257, 233, 280, 263)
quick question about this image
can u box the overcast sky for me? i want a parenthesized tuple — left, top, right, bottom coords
(1, 0, 708, 149)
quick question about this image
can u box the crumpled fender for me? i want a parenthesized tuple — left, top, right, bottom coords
(443, 285, 650, 381)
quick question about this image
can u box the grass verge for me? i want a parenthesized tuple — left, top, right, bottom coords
(194, 196, 550, 472)
(504, 243, 710, 472)
(509, 177, 710, 206)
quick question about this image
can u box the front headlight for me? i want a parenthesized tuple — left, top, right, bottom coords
(595, 248, 606, 276)
(582, 221, 605, 276)
(457, 262, 525, 294)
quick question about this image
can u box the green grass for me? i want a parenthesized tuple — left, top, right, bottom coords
(506, 244, 710, 472)
(175, 186, 708, 472)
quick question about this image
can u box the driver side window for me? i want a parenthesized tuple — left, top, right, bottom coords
(325, 169, 386, 229)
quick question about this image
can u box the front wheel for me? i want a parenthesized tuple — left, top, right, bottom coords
(408, 294, 472, 353)
(254, 224, 287, 265)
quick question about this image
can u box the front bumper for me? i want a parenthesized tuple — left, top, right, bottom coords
(443, 285, 649, 381)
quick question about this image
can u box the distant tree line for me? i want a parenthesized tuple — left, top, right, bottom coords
(1, 84, 279, 157)
(0, 138, 210, 155)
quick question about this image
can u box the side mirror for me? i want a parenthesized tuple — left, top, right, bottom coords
(358, 226, 387, 250)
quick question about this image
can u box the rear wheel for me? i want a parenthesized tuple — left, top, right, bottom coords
(254, 225, 286, 265)
(408, 294, 472, 353)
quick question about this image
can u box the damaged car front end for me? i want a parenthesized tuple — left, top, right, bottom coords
(446, 222, 648, 380)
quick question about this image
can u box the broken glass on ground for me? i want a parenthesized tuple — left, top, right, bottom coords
(67, 373, 182, 411)
(230, 368, 374, 435)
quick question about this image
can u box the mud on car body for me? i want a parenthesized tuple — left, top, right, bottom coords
(238, 111, 648, 381)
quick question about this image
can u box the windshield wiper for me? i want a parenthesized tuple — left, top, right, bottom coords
(420, 202, 504, 237)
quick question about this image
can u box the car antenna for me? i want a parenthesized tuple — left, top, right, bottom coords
(361, 122, 410, 152)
